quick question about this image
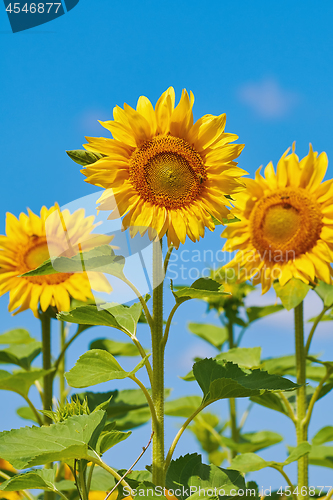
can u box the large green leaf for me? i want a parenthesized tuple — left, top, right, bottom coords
(165, 396, 203, 418)
(0, 329, 35, 345)
(0, 341, 42, 370)
(0, 368, 51, 397)
(183, 349, 262, 382)
(166, 453, 245, 500)
(312, 426, 333, 445)
(21, 245, 125, 279)
(188, 323, 228, 350)
(90, 338, 141, 357)
(315, 281, 333, 307)
(0, 469, 57, 493)
(66, 149, 104, 166)
(59, 302, 142, 336)
(172, 279, 227, 303)
(66, 349, 148, 388)
(219, 430, 283, 454)
(229, 443, 311, 473)
(193, 358, 299, 405)
(246, 305, 284, 324)
(273, 278, 310, 310)
(215, 347, 261, 369)
(0, 411, 106, 469)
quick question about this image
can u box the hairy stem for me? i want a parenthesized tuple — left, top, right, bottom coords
(227, 321, 238, 458)
(295, 302, 308, 499)
(59, 321, 67, 407)
(151, 240, 165, 486)
(40, 312, 55, 500)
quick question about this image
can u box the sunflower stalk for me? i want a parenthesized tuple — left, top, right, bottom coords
(40, 311, 55, 500)
(294, 301, 308, 499)
(151, 239, 165, 487)
(227, 320, 238, 459)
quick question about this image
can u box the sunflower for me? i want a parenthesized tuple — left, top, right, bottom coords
(0, 205, 112, 316)
(0, 458, 23, 500)
(222, 145, 333, 293)
(80, 87, 246, 248)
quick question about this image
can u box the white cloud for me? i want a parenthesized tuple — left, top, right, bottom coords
(237, 77, 300, 118)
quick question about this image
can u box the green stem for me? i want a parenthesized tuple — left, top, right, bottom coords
(59, 321, 67, 407)
(79, 462, 88, 500)
(278, 392, 296, 423)
(40, 313, 53, 423)
(305, 305, 331, 356)
(161, 299, 189, 350)
(227, 321, 238, 458)
(88, 454, 133, 493)
(22, 394, 43, 426)
(303, 368, 332, 431)
(131, 336, 154, 387)
(270, 466, 296, 500)
(40, 312, 55, 500)
(151, 239, 165, 487)
(86, 463, 95, 495)
(164, 403, 207, 472)
(130, 375, 158, 431)
(294, 302, 308, 499)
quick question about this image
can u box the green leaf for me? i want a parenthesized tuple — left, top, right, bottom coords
(166, 453, 245, 500)
(0, 411, 106, 469)
(315, 281, 333, 307)
(16, 406, 39, 424)
(98, 429, 131, 455)
(188, 323, 228, 350)
(0, 341, 42, 370)
(172, 279, 227, 303)
(215, 347, 261, 369)
(312, 426, 333, 445)
(219, 430, 283, 454)
(0, 368, 52, 397)
(22, 245, 125, 279)
(193, 358, 299, 405)
(66, 149, 104, 166)
(59, 302, 142, 336)
(246, 305, 284, 324)
(0, 329, 35, 345)
(229, 443, 311, 473)
(164, 396, 203, 418)
(90, 338, 142, 357)
(66, 349, 149, 388)
(273, 278, 310, 310)
(0, 469, 57, 492)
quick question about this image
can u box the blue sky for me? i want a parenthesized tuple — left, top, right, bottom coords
(1, 0, 333, 489)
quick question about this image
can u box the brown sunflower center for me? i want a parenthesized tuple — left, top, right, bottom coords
(23, 237, 72, 285)
(129, 135, 206, 209)
(249, 188, 323, 262)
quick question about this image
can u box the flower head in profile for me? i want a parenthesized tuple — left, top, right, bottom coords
(222, 145, 333, 292)
(0, 205, 112, 316)
(80, 87, 246, 249)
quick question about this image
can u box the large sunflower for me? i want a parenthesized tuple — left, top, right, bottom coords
(81, 87, 246, 248)
(0, 205, 112, 316)
(222, 145, 333, 293)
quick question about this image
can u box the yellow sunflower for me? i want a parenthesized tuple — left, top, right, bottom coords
(0, 205, 112, 316)
(81, 87, 246, 248)
(222, 145, 333, 293)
